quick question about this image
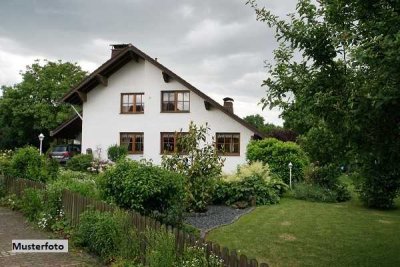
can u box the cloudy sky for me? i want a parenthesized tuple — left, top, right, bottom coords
(0, 0, 297, 125)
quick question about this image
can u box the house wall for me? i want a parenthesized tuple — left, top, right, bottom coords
(82, 59, 254, 173)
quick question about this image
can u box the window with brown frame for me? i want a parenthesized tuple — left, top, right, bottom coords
(121, 93, 144, 113)
(161, 91, 190, 112)
(216, 133, 240, 155)
(120, 132, 144, 154)
(160, 132, 188, 154)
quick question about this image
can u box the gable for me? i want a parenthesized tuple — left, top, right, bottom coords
(60, 44, 265, 138)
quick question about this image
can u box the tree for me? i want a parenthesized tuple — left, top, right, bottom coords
(248, 0, 400, 208)
(244, 114, 298, 142)
(0, 60, 86, 150)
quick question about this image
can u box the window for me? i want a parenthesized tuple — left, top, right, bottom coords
(161, 91, 190, 112)
(120, 132, 144, 154)
(121, 93, 144, 113)
(216, 133, 240, 155)
(160, 132, 188, 154)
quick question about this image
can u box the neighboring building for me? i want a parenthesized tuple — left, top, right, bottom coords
(51, 44, 264, 172)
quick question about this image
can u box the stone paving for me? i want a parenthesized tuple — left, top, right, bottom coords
(0, 206, 101, 267)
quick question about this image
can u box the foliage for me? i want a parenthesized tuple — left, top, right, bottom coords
(75, 210, 136, 262)
(244, 114, 298, 142)
(20, 188, 44, 221)
(107, 144, 128, 162)
(247, 138, 309, 184)
(145, 229, 177, 267)
(303, 163, 351, 202)
(247, 0, 400, 208)
(0, 149, 13, 175)
(181, 244, 223, 267)
(99, 159, 185, 226)
(66, 154, 93, 172)
(48, 169, 99, 199)
(290, 182, 338, 203)
(162, 122, 225, 212)
(0, 60, 86, 150)
(214, 162, 287, 206)
(0, 193, 21, 210)
(8, 146, 58, 182)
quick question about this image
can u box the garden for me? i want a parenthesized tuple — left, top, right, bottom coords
(0, 118, 399, 266)
(0, 122, 291, 266)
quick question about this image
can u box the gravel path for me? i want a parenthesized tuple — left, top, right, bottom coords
(184, 205, 254, 237)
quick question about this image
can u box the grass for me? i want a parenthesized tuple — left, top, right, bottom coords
(206, 197, 400, 267)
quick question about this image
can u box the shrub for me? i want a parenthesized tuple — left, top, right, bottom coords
(304, 164, 352, 202)
(0, 193, 21, 210)
(247, 138, 309, 184)
(213, 162, 288, 206)
(75, 210, 136, 262)
(107, 144, 128, 162)
(0, 149, 13, 176)
(291, 182, 338, 203)
(145, 229, 177, 267)
(100, 159, 185, 226)
(20, 188, 44, 221)
(66, 154, 93, 172)
(8, 146, 58, 182)
(162, 122, 225, 212)
(358, 163, 400, 209)
(181, 244, 223, 267)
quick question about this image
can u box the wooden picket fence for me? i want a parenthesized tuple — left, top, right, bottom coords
(1, 176, 269, 267)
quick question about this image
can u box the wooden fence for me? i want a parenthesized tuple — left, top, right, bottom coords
(1, 176, 269, 267)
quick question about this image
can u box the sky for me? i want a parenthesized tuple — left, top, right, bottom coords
(0, 0, 297, 126)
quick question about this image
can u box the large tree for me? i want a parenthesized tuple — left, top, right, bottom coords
(0, 60, 86, 150)
(248, 0, 400, 208)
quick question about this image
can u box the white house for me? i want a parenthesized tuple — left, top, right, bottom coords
(51, 44, 264, 172)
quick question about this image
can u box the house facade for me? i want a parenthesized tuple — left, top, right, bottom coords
(53, 44, 263, 172)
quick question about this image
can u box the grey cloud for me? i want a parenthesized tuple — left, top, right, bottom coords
(0, 0, 297, 124)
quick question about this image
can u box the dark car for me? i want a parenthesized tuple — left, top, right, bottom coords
(49, 144, 81, 163)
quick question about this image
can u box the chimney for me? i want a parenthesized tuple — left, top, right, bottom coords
(110, 44, 130, 57)
(223, 97, 234, 113)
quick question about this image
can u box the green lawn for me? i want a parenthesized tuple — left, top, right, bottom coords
(206, 198, 400, 267)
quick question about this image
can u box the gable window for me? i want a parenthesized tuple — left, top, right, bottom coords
(216, 133, 240, 156)
(160, 132, 188, 154)
(120, 132, 144, 154)
(161, 91, 190, 112)
(121, 93, 144, 113)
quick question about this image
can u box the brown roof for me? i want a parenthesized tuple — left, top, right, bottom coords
(60, 44, 265, 138)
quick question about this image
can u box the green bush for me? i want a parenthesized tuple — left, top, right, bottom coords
(358, 163, 400, 209)
(8, 146, 58, 182)
(0, 176, 5, 198)
(107, 144, 128, 162)
(20, 188, 44, 221)
(0, 149, 13, 176)
(66, 154, 93, 172)
(75, 210, 137, 262)
(247, 138, 309, 184)
(145, 229, 177, 267)
(291, 182, 338, 203)
(304, 164, 351, 202)
(213, 162, 288, 206)
(99, 159, 185, 226)
(162, 122, 225, 212)
(181, 245, 223, 267)
(44, 169, 100, 223)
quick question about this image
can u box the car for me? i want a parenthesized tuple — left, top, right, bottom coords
(49, 144, 81, 163)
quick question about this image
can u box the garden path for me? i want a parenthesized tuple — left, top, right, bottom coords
(0, 206, 100, 267)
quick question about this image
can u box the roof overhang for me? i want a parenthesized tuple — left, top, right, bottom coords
(50, 115, 82, 139)
(59, 44, 266, 138)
